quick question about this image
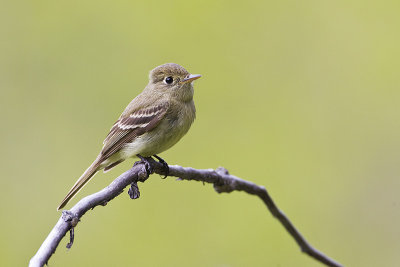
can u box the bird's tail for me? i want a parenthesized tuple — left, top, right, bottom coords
(57, 158, 101, 210)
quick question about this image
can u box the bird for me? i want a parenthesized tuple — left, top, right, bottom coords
(57, 63, 201, 210)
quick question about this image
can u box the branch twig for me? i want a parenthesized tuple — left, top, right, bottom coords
(29, 159, 343, 267)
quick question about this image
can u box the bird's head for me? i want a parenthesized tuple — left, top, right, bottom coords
(148, 63, 201, 102)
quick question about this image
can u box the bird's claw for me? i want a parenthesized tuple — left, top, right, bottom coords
(129, 155, 153, 200)
(153, 155, 169, 178)
(134, 155, 154, 178)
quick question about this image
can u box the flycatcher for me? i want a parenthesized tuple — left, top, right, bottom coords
(57, 63, 201, 210)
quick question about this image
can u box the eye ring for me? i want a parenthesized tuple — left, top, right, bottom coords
(164, 76, 173, 84)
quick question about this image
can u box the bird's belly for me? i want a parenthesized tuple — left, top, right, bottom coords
(120, 114, 192, 158)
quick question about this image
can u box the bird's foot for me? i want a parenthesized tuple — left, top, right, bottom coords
(153, 154, 169, 178)
(134, 155, 154, 178)
(129, 155, 153, 200)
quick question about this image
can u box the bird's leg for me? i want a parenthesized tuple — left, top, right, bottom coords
(153, 154, 169, 178)
(129, 155, 153, 199)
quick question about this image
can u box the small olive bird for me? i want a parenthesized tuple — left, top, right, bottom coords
(57, 63, 201, 210)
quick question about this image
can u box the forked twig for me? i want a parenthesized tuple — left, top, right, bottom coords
(29, 159, 343, 267)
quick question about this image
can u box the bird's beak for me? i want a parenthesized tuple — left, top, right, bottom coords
(181, 74, 201, 84)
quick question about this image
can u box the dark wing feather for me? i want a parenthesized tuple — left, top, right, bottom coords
(100, 104, 168, 160)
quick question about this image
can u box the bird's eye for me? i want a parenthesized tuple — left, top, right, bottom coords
(164, 76, 173, 84)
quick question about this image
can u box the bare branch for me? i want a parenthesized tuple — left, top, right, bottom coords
(29, 159, 343, 267)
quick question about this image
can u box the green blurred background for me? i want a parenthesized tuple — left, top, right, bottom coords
(1, 0, 399, 266)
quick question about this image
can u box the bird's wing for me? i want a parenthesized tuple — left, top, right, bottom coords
(58, 103, 169, 210)
(100, 103, 169, 160)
